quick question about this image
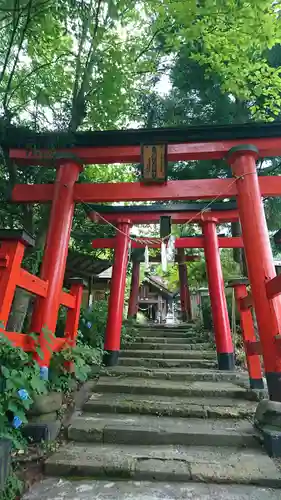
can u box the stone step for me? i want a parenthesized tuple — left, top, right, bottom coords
(93, 377, 259, 400)
(102, 366, 247, 383)
(21, 478, 281, 499)
(83, 392, 257, 419)
(68, 413, 260, 448)
(127, 342, 212, 351)
(137, 336, 207, 344)
(120, 350, 216, 360)
(118, 357, 217, 369)
(136, 330, 199, 338)
(45, 442, 281, 487)
(139, 324, 194, 330)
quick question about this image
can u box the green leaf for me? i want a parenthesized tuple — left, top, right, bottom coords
(1, 366, 10, 378)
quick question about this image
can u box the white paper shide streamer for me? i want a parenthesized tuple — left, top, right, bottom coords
(144, 245, 149, 270)
(167, 235, 176, 263)
(161, 241, 167, 272)
(128, 240, 132, 261)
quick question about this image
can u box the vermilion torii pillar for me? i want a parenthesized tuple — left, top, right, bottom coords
(228, 279, 264, 390)
(177, 248, 192, 322)
(31, 157, 81, 370)
(202, 218, 235, 370)
(227, 145, 281, 401)
(104, 219, 131, 366)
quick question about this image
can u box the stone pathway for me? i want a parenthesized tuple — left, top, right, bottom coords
(23, 324, 281, 499)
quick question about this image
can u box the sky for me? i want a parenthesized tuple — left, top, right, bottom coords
(155, 73, 172, 96)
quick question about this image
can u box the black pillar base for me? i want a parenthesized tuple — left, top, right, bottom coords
(249, 377, 264, 390)
(265, 372, 281, 402)
(217, 352, 235, 371)
(103, 350, 119, 367)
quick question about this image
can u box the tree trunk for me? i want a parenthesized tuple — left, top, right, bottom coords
(6, 289, 32, 332)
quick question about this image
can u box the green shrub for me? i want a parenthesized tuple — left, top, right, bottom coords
(48, 343, 102, 392)
(79, 300, 108, 348)
(0, 332, 47, 449)
(121, 318, 138, 347)
(79, 299, 139, 349)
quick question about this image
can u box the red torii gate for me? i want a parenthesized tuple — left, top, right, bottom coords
(92, 234, 243, 371)
(87, 201, 240, 322)
(7, 123, 281, 402)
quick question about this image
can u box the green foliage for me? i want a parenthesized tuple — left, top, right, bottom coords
(0, 317, 103, 495)
(0, 332, 47, 448)
(152, 0, 281, 120)
(48, 343, 102, 392)
(79, 298, 139, 349)
(79, 300, 108, 349)
(2, 468, 23, 500)
(153, 249, 241, 291)
(121, 317, 139, 347)
(188, 321, 214, 346)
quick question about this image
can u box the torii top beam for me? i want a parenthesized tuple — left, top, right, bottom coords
(86, 202, 239, 224)
(8, 121, 281, 165)
(10, 122, 281, 204)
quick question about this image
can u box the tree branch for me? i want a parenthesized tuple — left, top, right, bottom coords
(6, 52, 72, 106)
(3, 0, 33, 113)
(72, 0, 92, 104)
(259, 161, 281, 176)
(69, 0, 103, 132)
(0, 0, 21, 86)
(134, 28, 163, 62)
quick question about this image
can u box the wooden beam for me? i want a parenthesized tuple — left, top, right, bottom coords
(17, 269, 48, 297)
(266, 274, 281, 299)
(240, 294, 253, 310)
(4, 331, 66, 352)
(89, 209, 239, 224)
(138, 255, 201, 263)
(245, 340, 263, 356)
(60, 290, 76, 309)
(10, 136, 281, 165)
(12, 176, 281, 204)
(92, 236, 243, 249)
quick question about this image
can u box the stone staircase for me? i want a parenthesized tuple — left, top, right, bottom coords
(41, 324, 281, 497)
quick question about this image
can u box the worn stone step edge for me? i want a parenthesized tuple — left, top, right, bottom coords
(68, 414, 260, 448)
(83, 394, 256, 419)
(44, 443, 281, 487)
(101, 366, 247, 383)
(137, 337, 208, 344)
(118, 358, 217, 368)
(135, 331, 200, 338)
(138, 325, 195, 328)
(120, 350, 216, 360)
(126, 343, 212, 351)
(94, 380, 259, 401)
(20, 479, 281, 499)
